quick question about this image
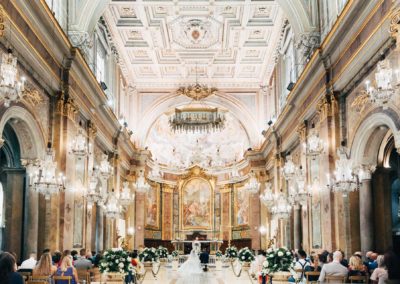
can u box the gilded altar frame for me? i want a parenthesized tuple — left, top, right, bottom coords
(178, 166, 216, 231)
(233, 183, 251, 229)
(145, 183, 161, 230)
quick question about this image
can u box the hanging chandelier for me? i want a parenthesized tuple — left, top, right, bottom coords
(270, 191, 291, 219)
(30, 147, 65, 200)
(329, 145, 359, 196)
(243, 171, 260, 194)
(98, 154, 113, 180)
(289, 166, 309, 206)
(282, 155, 296, 181)
(70, 128, 89, 158)
(169, 64, 225, 133)
(105, 190, 120, 219)
(260, 182, 275, 209)
(134, 170, 151, 193)
(119, 181, 134, 207)
(363, 58, 400, 108)
(0, 49, 26, 107)
(86, 169, 101, 210)
(305, 125, 324, 158)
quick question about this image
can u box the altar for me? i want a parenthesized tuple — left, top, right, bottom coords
(172, 239, 223, 254)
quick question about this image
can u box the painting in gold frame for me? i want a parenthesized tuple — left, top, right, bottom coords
(181, 177, 213, 230)
(234, 185, 250, 228)
(145, 183, 160, 229)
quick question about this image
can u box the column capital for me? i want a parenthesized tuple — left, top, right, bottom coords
(297, 122, 307, 142)
(357, 164, 376, 181)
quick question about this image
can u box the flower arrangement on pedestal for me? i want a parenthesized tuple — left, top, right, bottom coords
(261, 247, 294, 276)
(238, 247, 255, 263)
(215, 250, 223, 258)
(225, 246, 238, 259)
(99, 248, 135, 275)
(139, 247, 159, 262)
(171, 250, 179, 258)
(156, 246, 169, 259)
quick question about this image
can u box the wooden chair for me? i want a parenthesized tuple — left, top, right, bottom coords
(294, 269, 305, 283)
(27, 281, 48, 284)
(29, 276, 51, 282)
(53, 276, 72, 284)
(76, 269, 90, 284)
(18, 271, 32, 283)
(324, 275, 347, 283)
(305, 271, 320, 284)
(90, 267, 101, 282)
(349, 275, 368, 283)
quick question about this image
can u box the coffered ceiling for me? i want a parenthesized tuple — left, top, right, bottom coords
(104, 0, 285, 89)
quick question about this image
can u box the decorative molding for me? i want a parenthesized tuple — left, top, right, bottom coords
(295, 31, 320, 58)
(390, 1, 400, 50)
(88, 120, 97, 139)
(316, 94, 338, 122)
(68, 31, 93, 58)
(297, 121, 307, 142)
(357, 164, 376, 181)
(0, 5, 5, 38)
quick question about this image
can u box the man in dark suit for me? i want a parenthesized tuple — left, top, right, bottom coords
(199, 248, 209, 272)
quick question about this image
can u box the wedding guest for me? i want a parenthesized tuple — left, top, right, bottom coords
(93, 252, 103, 268)
(32, 253, 57, 277)
(130, 251, 139, 267)
(58, 250, 71, 267)
(304, 254, 321, 282)
(383, 250, 400, 283)
(370, 255, 388, 284)
(42, 248, 51, 254)
(71, 250, 78, 261)
(318, 252, 328, 268)
(19, 252, 37, 270)
(368, 253, 378, 271)
(74, 249, 92, 270)
(0, 252, 24, 284)
(55, 256, 78, 284)
(339, 250, 348, 268)
(294, 249, 310, 270)
(318, 251, 348, 282)
(348, 255, 367, 276)
(52, 251, 62, 266)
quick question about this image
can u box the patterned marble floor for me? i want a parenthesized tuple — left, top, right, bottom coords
(141, 266, 256, 284)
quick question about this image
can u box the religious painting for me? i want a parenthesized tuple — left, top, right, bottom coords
(181, 178, 212, 230)
(145, 184, 160, 229)
(234, 186, 250, 227)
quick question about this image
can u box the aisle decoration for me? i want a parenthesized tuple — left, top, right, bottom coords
(261, 247, 294, 275)
(216, 250, 223, 258)
(99, 248, 135, 276)
(156, 246, 169, 259)
(238, 247, 255, 263)
(138, 247, 158, 262)
(171, 250, 179, 258)
(225, 246, 238, 259)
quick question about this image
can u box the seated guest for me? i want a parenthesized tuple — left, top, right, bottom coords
(294, 249, 310, 280)
(55, 256, 78, 284)
(348, 255, 367, 277)
(42, 249, 51, 254)
(58, 250, 71, 267)
(339, 250, 348, 268)
(52, 251, 62, 266)
(304, 254, 321, 282)
(367, 253, 378, 272)
(319, 252, 328, 268)
(318, 251, 348, 283)
(0, 252, 24, 284)
(370, 255, 388, 284)
(383, 250, 400, 283)
(93, 252, 103, 268)
(71, 250, 78, 261)
(74, 249, 93, 270)
(32, 253, 57, 277)
(19, 252, 37, 270)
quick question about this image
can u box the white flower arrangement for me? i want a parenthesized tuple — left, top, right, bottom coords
(99, 249, 135, 275)
(139, 247, 159, 262)
(237, 247, 255, 263)
(261, 247, 294, 276)
(225, 246, 238, 259)
(156, 246, 169, 259)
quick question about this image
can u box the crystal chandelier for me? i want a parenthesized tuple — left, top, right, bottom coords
(70, 128, 89, 158)
(30, 147, 65, 200)
(260, 182, 275, 209)
(289, 166, 309, 206)
(134, 170, 151, 193)
(329, 145, 359, 196)
(270, 191, 291, 219)
(282, 155, 297, 180)
(119, 181, 134, 207)
(243, 171, 260, 194)
(305, 125, 324, 158)
(86, 169, 101, 210)
(98, 154, 113, 180)
(169, 65, 225, 133)
(105, 190, 120, 219)
(363, 58, 400, 108)
(0, 49, 26, 107)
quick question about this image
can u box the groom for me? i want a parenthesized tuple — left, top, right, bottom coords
(199, 248, 209, 272)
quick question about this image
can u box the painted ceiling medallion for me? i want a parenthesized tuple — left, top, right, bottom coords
(169, 16, 222, 49)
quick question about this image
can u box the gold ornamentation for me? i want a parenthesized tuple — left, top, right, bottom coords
(351, 91, 370, 113)
(0, 6, 5, 38)
(64, 97, 78, 121)
(389, 5, 400, 48)
(21, 89, 43, 106)
(176, 83, 218, 101)
(316, 94, 338, 122)
(297, 122, 307, 142)
(88, 120, 97, 138)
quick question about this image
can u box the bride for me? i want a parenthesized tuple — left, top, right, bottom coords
(177, 249, 203, 276)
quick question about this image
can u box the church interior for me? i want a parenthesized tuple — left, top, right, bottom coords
(0, 0, 400, 283)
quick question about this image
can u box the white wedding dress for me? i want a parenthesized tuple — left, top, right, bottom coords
(178, 249, 203, 275)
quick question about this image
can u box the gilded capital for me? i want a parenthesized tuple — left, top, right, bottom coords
(88, 120, 97, 139)
(0, 6, 5, 38)
(63, 97, 78, 121)
(316, 94, 338, 123)
(297, 122, 307, 142)
(390, 2, 400, 49)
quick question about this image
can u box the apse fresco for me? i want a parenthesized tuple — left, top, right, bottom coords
(145, 185, 160, 229)
(145, 112, 250, 169)
(182, 178, 212, 230)
(234, 187, 250, 227)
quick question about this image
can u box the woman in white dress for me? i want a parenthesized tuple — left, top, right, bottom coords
(177, 249, 203, 276)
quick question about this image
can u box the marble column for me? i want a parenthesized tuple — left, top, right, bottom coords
(359, 166, 374, 253)
(293, 205, 302, 250)
(96, 205, 104, 252)
(135, 192, 145, 248)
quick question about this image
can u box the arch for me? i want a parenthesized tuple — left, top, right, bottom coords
(0, 106, 46, 160)
(135, 93, 262, 149)
(275, 0, 315, 36)
(350, 111, 400, 167)
(69, 0, 110, 34)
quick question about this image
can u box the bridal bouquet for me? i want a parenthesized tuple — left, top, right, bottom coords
(238, 247, 255, 263)
(261, 247, 294, 276)
(225, 246, 238, 258)
(139, 247, 159, 262)
(156, 246, 169, 259)
(99, 248, 135, 274)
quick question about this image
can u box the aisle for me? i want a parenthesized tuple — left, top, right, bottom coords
(141, 265, 256, 284)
